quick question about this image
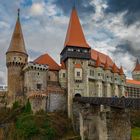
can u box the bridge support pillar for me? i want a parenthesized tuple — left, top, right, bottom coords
(73, 103, 131, 140)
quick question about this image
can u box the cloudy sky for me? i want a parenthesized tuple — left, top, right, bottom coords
(0, 0, 140, 85)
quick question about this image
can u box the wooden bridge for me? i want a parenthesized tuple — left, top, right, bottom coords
(73, 97, 140, 109)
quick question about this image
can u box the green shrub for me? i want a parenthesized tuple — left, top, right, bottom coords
(23, 100, 32, 114)
(12, 101, 19, 110)
(16, 114, 38, 139)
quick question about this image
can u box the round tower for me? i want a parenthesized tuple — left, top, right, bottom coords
(6, 9, 28, 107)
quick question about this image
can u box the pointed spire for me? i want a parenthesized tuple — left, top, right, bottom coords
(6, 9, 27, 55)
(64, 7, 90, 48)
(73, 0, 76, 9)
(95, 54, 101, 67)
(136, 59, 139, 65)
(133, 59, 140, 72)
(18, 8, 20, 20)
(112, 63, 118, 73)
(119, 66, 124, 75)
(104, 57, 110, 70)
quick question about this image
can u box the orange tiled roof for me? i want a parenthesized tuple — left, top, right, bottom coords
(91, 49, 114, 67)
(34, 53, 60, 71)
(7, 11, 27, 55)
(126, 79, 140, 85)
(64, 7, 90, 48)
(91, 49, 121, 73)
(28, 93, 47, 99)
(75, 63, 82, 68)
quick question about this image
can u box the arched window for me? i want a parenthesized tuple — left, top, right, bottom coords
(75, 93, 81, 98)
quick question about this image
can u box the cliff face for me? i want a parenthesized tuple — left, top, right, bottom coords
(0, 104, 79, 140)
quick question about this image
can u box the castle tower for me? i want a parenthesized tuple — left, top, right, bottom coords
(6, 9, 28, 106)
(60, 6, 91, 118)
(132, 59, 140, 81)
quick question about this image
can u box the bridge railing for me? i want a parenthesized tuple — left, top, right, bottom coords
(73, 97, 140, 109)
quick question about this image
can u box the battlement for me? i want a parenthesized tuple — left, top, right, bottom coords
(23, 62, 48, 71)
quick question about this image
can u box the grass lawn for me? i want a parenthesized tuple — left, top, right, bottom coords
(132, 127, 140, 140)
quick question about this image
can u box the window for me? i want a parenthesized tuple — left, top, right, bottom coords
(37, 84, 42, 90)
(77, 72, 80, 77)
(98, 73, 101, 76)
(90, 70, 94, 76)
(63, 73, 65, 78)
(75, 68, 82, 81)
(38, 73, 39, 75)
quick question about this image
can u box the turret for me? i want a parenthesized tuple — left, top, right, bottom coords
(6, 9, 28, 106)
(132, 59, 140, 81)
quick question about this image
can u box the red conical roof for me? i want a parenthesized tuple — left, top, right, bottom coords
(6, 9, 27, 55)
(95, 54, 101, 67)
(133, 59, 140, 72)
(112, 63, 119, 73)
(119, 66, 124, 75)
(34, 53, 60, 71)
(64, 7, 90, 48)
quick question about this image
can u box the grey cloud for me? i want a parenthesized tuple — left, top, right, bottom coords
(105, 0, 140, 26)
(113, 41, 140, 61)
(52, 0, 95, 19)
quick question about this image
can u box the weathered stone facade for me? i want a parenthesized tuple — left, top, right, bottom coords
(73, 102, 131, 140)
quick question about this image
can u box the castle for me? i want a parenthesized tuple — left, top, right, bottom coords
(5, 7, 140, 118)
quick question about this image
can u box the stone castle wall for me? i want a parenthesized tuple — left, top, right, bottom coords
(47, 93, 66, 112)
(73, 102, 131, 140)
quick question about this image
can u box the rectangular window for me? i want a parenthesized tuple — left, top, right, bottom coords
(63, 73, 65, 78)
(90, 70, 94, 76)
(37, 84, 42, 90)
(77, 72, 80, 77)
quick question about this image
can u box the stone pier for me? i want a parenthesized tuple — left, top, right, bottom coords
(73, 102, 131, 140)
